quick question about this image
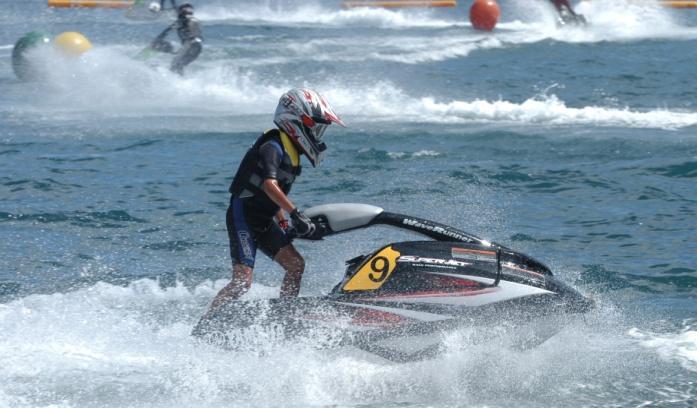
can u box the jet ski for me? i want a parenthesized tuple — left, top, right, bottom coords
(192, 203, 594, 362)
(557, 5, 587, 27)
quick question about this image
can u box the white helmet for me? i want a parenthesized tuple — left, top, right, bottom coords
(273, 88, 345, 167)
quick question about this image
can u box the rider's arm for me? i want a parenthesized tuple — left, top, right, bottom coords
(152, 23, 174, 44)
(149, 23, 177, 53)
(263, 179, 295, 213)
(259, 142, 297, 213)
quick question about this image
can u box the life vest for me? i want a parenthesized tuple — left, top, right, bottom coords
(229, 129, 302, 200)
(176, 16, 203, 44)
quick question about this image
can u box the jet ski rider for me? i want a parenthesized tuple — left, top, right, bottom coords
(550, 0, 581, 19)
(200, 89, 346, 321)
(149, 3, 202, 75)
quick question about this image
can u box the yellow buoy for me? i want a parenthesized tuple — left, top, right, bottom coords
(54, 31, 92, 56)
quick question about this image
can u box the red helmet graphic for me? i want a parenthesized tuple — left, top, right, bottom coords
(273, 88, 345, 167)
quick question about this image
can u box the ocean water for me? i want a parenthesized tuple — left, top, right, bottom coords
(1, 0, 696, 406)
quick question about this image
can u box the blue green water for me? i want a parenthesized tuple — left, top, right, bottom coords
(1, 0, 696, 407)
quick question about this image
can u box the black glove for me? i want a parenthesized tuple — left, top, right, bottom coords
(290, 208, 315, 238)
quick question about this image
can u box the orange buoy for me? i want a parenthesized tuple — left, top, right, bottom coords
(469, 0, 500, 31)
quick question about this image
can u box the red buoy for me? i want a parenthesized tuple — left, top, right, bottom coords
(469, 0, 500, 31)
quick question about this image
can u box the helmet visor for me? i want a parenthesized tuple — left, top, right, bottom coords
(301, 114, 331, 143)
(313, 123, 329, 142)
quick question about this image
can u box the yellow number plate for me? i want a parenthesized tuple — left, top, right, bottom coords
(342, 246, 401, 291)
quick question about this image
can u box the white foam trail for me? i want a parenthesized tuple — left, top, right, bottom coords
(196, 0, 697, 44)
(197, 1, 463, 29)
(9, 46, 697, 131)
(0, 279, 284, 408)
(408, 94, 697, 129)
(357, 34, 506, 64)
(508, 0, 697, 43)
(190, 0, 697, 67)
(386, 149, 441, 159)
(570, 0, 697, 41)
(326, 85, 697, 130)
(629, 321, 697, 372)
(11, 46, 286, 118)
(224, 30, 511, 65)
(1, 278, 691, 407)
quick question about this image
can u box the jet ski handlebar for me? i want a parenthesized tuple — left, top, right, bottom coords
(294, 203, 552, 275)
(299, 203, 490, 245)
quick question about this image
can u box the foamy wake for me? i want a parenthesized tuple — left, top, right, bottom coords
(387, 150, 441, 159)
(194, 0, 697, 43)
(327, 84, 697, 130)
(151, 0, 697, 67)
(569, 0, 697, 41)
(9, 47, 697, 131)
(629, 322, 697, 372)
(196, 1, 463, 29)
(0, 278, 693, 407)
(505, 0, 697, 42)
(406, 94, 697, 129)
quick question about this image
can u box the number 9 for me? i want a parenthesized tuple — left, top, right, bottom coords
(368, 256, 390, 283)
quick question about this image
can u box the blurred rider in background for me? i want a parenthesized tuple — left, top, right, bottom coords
(149, 3, 202, 74)
(549, 0, 585, 25)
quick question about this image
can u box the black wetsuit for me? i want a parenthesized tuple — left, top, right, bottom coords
(226, 129, 302, 267)
(151, 13, 203, 74)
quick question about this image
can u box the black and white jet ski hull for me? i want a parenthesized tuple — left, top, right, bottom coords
(193, 204, 594, 362)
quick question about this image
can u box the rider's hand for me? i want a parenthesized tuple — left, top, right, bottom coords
(149, 2, 161, 12)
(290, 208, 315, 238)
(277, 219, 289, 231)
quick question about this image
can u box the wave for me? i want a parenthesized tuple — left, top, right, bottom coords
(5, 46, 285, 118)
(504, 0, 697, 42)
(0, 278, 694, 407)
(197, 0, 464, 29)
(327, 84, 697, 130)
(388, 149, 441, 159)
(195, 0, 697, 43)
(218, 29, 514, 65)
(568, 0, 697, 41)
(6, 45, 697, 131)
(629, 320, 697, 372)
(187, 0, 697, 71)
(395, 94, 697, 129)
(647, 161, 697, 178)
